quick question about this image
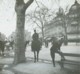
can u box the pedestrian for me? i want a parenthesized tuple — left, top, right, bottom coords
(50, 37, 65, 67)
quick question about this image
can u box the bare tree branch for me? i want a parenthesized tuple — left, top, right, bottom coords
(35, 0, 48, 9)
(24, 0, 34, 10)
(26, 13, 42, 28)
(35, 0, 39, 7)
(32, 20, 42, 29)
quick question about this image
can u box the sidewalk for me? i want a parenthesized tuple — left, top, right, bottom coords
(12, 62, 73, 74)
(0, 57, 80, 74)
(12, 61, 80, 74)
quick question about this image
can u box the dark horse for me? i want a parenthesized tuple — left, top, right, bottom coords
(31, 39, 42, 62)
(5, 40, 14, 51)
(50, 37, 65, 67)
(0, 40, 6, 56)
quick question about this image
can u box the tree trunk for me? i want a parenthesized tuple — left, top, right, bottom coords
(13, 0, 34, 64)
(13, 11, 26, 64)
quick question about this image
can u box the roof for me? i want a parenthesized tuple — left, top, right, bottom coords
(68, 0, 80, 14)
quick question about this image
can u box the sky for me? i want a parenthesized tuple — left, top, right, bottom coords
(0, 0, 79, 37)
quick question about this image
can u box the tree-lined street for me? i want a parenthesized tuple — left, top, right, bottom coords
(0, 43, 80, 74)
(0, 0, 80, 74)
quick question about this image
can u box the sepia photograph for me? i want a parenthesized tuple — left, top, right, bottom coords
(0, 0, 80, 74)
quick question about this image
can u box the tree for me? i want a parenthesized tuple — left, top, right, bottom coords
(26, 6, 55, 42)
(53, 0, 69, 45)
(13, 0, 34, 64)
(32, 7, 49, 42)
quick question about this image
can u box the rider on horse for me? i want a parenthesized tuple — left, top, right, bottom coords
(31, 30, 41, 51)
(31, 30, 41, 62)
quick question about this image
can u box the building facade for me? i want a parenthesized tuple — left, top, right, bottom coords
(44, 7, 65, 39)
(44, 0, 80, 43)
(67, 0, 80, 42)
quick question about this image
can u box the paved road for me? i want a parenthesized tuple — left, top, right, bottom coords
(25, 43, 80, 61)
(4, 43, 80, 61)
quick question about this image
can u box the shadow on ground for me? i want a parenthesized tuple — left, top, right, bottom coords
(2, 60, 80, 74)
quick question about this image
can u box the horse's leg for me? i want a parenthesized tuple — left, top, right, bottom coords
(37, 51, 39, 62)
(11, 45, 13, 50)
(0, 48, 1, 55)
(34, 51, 36, 63)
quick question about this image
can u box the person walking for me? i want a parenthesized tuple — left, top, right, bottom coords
(50, 37, 65, 67)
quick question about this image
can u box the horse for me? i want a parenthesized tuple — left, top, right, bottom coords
(5, 40, 14, 51)
(50, 37, 65, 67)
(31, 39, 42, 62)
(0, 40, 6, 56)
